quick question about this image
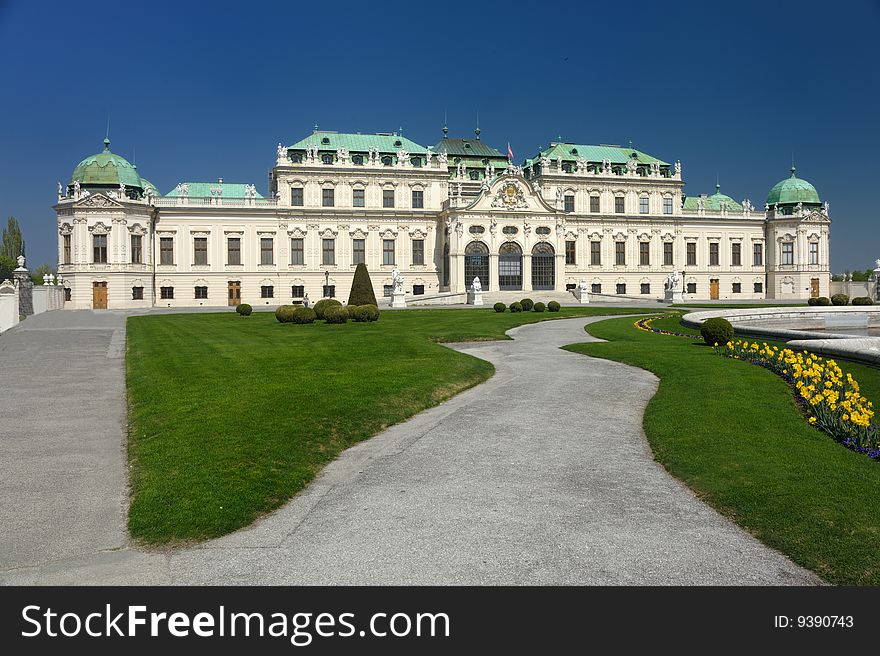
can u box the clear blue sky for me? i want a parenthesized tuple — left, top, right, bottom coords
(1, 0, 878, 272)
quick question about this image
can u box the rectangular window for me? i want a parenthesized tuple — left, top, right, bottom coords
(290, 238, 304, 265)
(809, 242, 819, 265)
(383, 284, 393, 297)
(564, 194, 575, 212)
(260, 237, 274, 265)
(323, 284, 335, 298)
(322, 188, 334, 207)
(130, 235, 141, 264)
(591, 283, 602, 294)
(590, 240, 601, 266)
(709, 242, 719, 266)
(131, 286, 143, 300)
(159, 237, 173, 265)
(615, 241, 625, 266)
(93, 234, 108, 264)
(565, 240, 576, 265)
(663, 197, 673, 215)
(732, 282, 742, 294)
(754, 282, 763, 293)
(194, 237, 208, 265)
(291, 186, 304, 206)
(413, 284, 425, 295)
(590, 196, 600, 213)
(686, 242, 696, 266)
(639, 196, 649, 214)
(62, 234, 71, 264)
(782, 242, 794, 265)
(686, 282, 697, 294)
(260, 285, 274, 299)
(352, 188, 365, 207)
(352, 238, 365, 265)
(383, 239, 395, 265)
(412, 239, 424, 266)
(640, 283, 650, 295)
(412, 190, 424, 209)
(731, 242, 741, 266)
(753, 243, 763, 266)
(160, 286, 174, 300)
(322, 238, 335, 265)
(639, 241, 650, 266)
(616, 283, 626, 294)
(227, 237, 241, 265)
(383, 189, 395, 208)
(64, 288, 71, 302)
(663, 242, 673, 266)
(614, 196, 625, 213)
(292, 285, 305, 298)
(195, 286, 208, 299)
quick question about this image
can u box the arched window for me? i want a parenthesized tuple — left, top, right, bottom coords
(469, 170, 480, 180)
(464, 241, 489, 291)
(351, 154, 364, 165)
(382, 155, 393, 166)
(321, 153, 333, 165)
(498, 242, 523, 290)
(562, 162, 573, 173)
(410, 156, 422, 168)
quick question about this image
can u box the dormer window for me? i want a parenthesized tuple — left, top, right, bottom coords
(321, 153, 333, 165)
(562, 162, 573, 173)
(382, 155, 393, 166)
(464, 143, 471, 150)
(394, 139, 402, 147)
(291, 153, 303, 163)
(410, 156, 422, 168)
(469, 170, 479, 180)
(321, 137, 330, 145)
(570, 148, 578, 156)
(352, 154, 364, 165)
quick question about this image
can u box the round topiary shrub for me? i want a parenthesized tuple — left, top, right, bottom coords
(509, 301, 523, 313)
(520, 298, 534, 311)
(547, 301, 561, 312)
(359, 304, 380, 322)
(351, 305, 370, 322)
(807, 297, 819, 306)
(816, 296, 831, 306)
(346, 304, 360, 320)
(700, 317, 734, 346)
(493, 302, 506, 313)
(831, 293, 849, 306)
(292, 306, 317, 324)
(314, 298, 342, 320)
(275, 305, 297, 323)
(533, 302, 546, 312)
(852, 296, 874, 306)
(324, 306, 348, 324)
(236, 303, 252, 316)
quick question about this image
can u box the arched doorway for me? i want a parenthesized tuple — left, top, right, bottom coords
(499, 242, 523, 290)
(464, 241, 489, 290)
(532, 242, 555, 290)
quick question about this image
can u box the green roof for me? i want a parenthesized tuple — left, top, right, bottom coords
(432, 137, 506, 159)
(140, 178, 160, 196)
(525, 142, 670, 167)
(286, 130, 427, 154)
(766, 167, 820, 205)
(163, 182, 264, 198)
(683, 185, 743, 212)
(69, 138, 144, 188)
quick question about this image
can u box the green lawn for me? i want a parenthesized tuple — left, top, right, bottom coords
(126, 306, 650, 545)
(565, 314, 880, 585)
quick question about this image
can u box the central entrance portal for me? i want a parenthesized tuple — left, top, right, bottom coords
(531, 242, 555, 290)
(498, 242, 523, 290)
(464, 241, 489, 290)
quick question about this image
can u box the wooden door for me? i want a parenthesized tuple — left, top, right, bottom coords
(811, 278, 820, 298)
(710, 279, 719, 300)
(228, 281, 241, 306)
(92, 282, 107, 309)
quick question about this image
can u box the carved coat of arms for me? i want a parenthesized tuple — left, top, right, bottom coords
(491, 182, 528, 209)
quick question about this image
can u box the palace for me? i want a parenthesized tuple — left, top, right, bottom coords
(54, 128, 831, 309)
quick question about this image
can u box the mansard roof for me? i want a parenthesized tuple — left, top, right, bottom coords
(286, 130, 428, 154)
(432, 137, 506, 159)
(526, 142, 670, 167)
(683, 185, 743, 212)
(163, 181, 264, 198)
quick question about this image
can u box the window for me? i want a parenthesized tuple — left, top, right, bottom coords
(64, 287, 71, 301)
(322, 188, 335, 207)
(261, 285, 274, 299)
(590, 196, 600, 213)
(194, 237, 207, 265)
(564, 194, 575, 212)
(663, 197, 673, 215)
(412, 190, 424, 208)
(809, 242, 819, 265)
(195, 286, 208, 299)
(382, 189, 395, 208)
(639, 241, 650, 266)
(731, 242, 741, 266)
(382, 155, 393, 166)
(565, 240, 576, 265)
(352, 154, 364, 165)
(502, 226, 518, 236)
(641, 283, 650, 294)
(130, 235, 142, 264)
(709, 242, 719, 266)
(782, 242, 794, 265)
(686, 282, 696, 294)
(160, 286, 174, 300)
(536, 227, 551, 236)
(753, 243, 763, 266)
(290, 238, 304, 265)
(616, 283, 626, 294)
(562, 162, 572, 173)
(292, 285, 305, 298)
(353, 188, 365, 207)
(131, 286, 143, 300)
(291, 153, 302, 163)
(412, 239, 424, 266)
(352, 238, 365, 265)
(754, 282, 763, 293)
(591, 283, 602, 294)
(321, 153, 333, 165)
(227, 238, 241, 265)
(469, 170, 479, 180)
(63, 234, 71, 264)
(686, 242, 696, 266)
(383, 239, 395, 265)
(323, 284, 336, 298)
(383, 284, 393, 297)
(410, 156, 422, 168)
(615, 241, 625, 266)
(591, 241, 601, 266)
(291, 186, 304, 206)
(260, 237, 274, 265)
(322, 238, 335, 265)
(159, 237, 173, 265)
(663, 242, 673, 266)
(732, 282, 741, 294)
(614, 196, 625, 213)
(639, 196, 649, 214)
(93, 234, 108, 263)
(413, 284, 425, 295)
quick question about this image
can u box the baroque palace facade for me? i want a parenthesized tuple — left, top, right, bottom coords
(55, 128, 832, 309)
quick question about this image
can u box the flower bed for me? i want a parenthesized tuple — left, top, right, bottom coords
(633, 316, 694, 338)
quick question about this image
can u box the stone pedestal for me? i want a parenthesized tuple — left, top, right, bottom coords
(391, 291, 407, 308)
(467, 289, 484, 306)
(664, 290, 684, 304)
(13, 257, 33, 317)
(575, 287, 590, 304)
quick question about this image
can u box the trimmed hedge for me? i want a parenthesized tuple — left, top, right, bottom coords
(275, 305, 297, 323)
(852, 296, 874, 306)
(493, 302, 506, 313)
(509, 301, 523, 313)
(520, 298, 534, 311)
(356, 304, 380, 322)
(700, 317, 734, 346)
(292, 306, 317, 324)
(314, 298, 342, 320)
(807, 297, 819, 306)
(816, 296, 831, 306)
(324, 306, 349, 324)
(533, 302, 546, 312)
(547, 301, 560, 312)
(346, 304, 360, 320)
(348, 262, 378, 306)
(831, 293, 849, 306)
(236, 303, 252, 316)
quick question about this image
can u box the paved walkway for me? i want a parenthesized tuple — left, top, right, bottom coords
(1, 312, 820, 585)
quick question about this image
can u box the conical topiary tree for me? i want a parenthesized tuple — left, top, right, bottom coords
(348, 262, 378, 306)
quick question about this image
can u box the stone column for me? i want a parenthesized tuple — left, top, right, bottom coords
(489, 253, 499, 292)
(522, 253, 532, 292)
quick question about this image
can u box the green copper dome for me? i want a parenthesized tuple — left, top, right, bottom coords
(69, 138, 144, 189)
(766, 167, 820, 206)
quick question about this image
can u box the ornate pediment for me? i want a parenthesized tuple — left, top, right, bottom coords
(88, 221, 111, 234)
(490, 181, 529, 209)
(74, 193, 122, 209)
(804, 211, 829, 223)
(129, 222, 147, 235)
(349, 227, 367, 239)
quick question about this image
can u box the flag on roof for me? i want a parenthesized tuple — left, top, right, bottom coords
(507, 143, 514, 161)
